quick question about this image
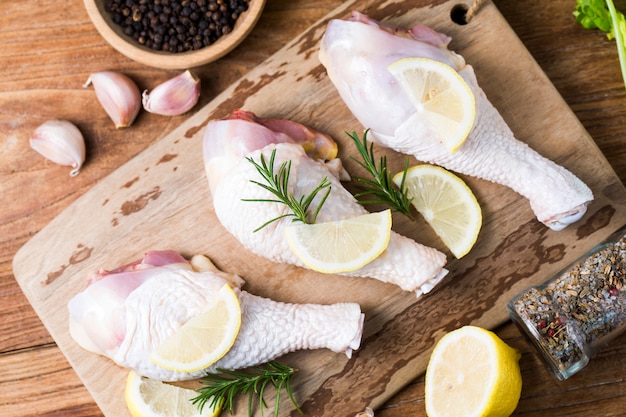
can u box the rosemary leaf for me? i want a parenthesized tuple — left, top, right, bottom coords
(243, 149, 331, 231)
(347, 130, 414, 218)
(250, 214, 294, 234)
(192, 361, 301, 417)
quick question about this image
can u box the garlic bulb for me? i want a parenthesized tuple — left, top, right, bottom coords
(30, 119, 86, 177)
(84, 71, 141, 128)
(142, 70, 200, 116)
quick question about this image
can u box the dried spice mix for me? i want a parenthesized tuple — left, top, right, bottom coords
(508, 227, 626, 380)
(105, 0, 250, 53)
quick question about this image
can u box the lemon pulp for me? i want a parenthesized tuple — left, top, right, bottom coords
(285, 210, 392, 274)
(425, 326, 522, 417)
(150, 283, 241, 373)
(125, 370, 222, 417)
(394, 164, 481, 258)
(388, 57, 476, 153)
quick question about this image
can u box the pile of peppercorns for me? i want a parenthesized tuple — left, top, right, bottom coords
(105, 0, 250, 53)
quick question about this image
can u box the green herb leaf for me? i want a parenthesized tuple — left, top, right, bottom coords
(347, 130, 414, 218)
(192, 361, 302, 417)
(243, 149, 332, 232)
(574, 0, 626, 89)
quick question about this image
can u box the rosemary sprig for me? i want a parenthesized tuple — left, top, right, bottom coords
(347, 130, 414, 218)
(192, 361, 301, 417)
(243, 148, 331, 232)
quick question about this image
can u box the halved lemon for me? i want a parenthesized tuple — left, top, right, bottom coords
(150, 283, 241, 373)
(394, 164, 481, 258)
(285, 210, 392, 274)
(425, 326, 522, 417)
(125, 370, 222, 417)
(388, 57, 475, 153)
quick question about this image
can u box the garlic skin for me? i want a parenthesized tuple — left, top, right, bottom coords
(30, 119, 86, 177)
(84, 71, 141, 128)
(142, 70, 200, 116)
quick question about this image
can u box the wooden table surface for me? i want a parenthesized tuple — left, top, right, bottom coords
(2, 0, 626, 416)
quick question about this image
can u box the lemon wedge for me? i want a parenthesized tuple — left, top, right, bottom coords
(150, 283, 241, 373)
(394, 164, 481, 258)
(125, 370, 222, 417)
(285, 210, 392, 274)
(425, 326, 522, 417)
(388, 57, 475, 153)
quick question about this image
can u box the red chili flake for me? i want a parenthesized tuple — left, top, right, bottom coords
(547, 328, 556, 337)
(537, 319, 547, 329)
(554, 317, 563, 326)
(610, 287, 619, 297)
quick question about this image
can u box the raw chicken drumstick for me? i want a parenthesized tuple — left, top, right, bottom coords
(68, 250, 364, 382)
(318, 12, 593, 231)
(203, 110, 448, 295)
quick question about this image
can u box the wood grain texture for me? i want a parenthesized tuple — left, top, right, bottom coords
(11, 0, 626, 415)
(3, 0, 626, 416)
(0, 345, 101, 417)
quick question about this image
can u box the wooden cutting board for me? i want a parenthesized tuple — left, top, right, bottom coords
(12, 0, 626, 416)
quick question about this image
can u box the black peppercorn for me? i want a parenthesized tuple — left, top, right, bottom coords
(105, 0, 250, 53)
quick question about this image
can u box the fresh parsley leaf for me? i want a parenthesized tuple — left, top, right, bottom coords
(574, 0, 626, 89)
(574, 0, 613, 31)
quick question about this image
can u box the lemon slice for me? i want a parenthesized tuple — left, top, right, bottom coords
(388, 57, 475, 153)
(150, 283, 241, 373)
(394, 164, 481, 258)
(125, 370, 222, 417)
(285, 210, 392, 274)
(425, 326, 522, 417)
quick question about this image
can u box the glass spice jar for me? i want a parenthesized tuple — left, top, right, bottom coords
(507, 225, 626, 380)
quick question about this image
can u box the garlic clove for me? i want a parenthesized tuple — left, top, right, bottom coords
(84, 71, 141, 128)
(30, 119, 86, 177)
(142, 70, 200, 116)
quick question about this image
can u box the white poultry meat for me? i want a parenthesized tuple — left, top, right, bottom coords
(68, 250, 364, 382)
(203, 110, 448, 295)
(319, 12, 594, 231)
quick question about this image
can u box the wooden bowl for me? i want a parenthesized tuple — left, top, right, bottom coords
(83, 0, 266, 69)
